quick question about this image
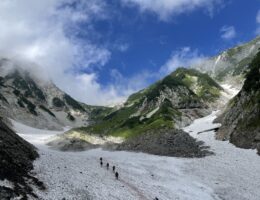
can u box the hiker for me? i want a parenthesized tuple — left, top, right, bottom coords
(106, 163, 109, 170)
(100, 157, 102, 162)
(115, 172, 119, 180)
(154, 197, 159, 200)
(100, 161, 103, 167)
(112, 166, 115, 172)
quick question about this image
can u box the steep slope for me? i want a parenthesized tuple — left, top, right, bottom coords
(194, 36, 260, 87)
(0, 58, 99, 130)
(215, 51, 260, 154)
(63, 68, 222, 141)
(0, 118, 44, 199)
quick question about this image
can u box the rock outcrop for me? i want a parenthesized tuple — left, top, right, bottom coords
(194, 36, 260, 86)
(215, 51, 260, 154)
(0, 119, 44, 199)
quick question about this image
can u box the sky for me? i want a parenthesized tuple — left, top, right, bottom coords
(0, 0, 259, 105)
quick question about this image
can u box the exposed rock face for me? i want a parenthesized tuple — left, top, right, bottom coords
(216, 52, 260, 154)
(116, 129, 213, 157)
(0, 58, 100, 130)
(194, 36, 260, 86)
(0, 119, 44, 199)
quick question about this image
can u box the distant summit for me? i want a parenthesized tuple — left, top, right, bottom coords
(0, 58, 99, 130)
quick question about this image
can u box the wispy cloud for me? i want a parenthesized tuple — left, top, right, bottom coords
(110, 68, 155, 96)
(256, 10, 260, 35)
(220, 25, 236, 40)
(160, 47, 206, 75)
(121, 0, 223, 21)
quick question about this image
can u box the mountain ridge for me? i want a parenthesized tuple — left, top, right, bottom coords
(0, 58, 101, 130)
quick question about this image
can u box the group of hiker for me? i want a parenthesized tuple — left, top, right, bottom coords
(99, 157, 119, 180)
(100, 157, 159, 200)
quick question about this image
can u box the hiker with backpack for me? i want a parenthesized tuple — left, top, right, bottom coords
(115, 172, 119, 180)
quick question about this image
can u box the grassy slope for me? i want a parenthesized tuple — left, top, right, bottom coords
(171, 68, 222, 101)
(68, 68, 222, 139)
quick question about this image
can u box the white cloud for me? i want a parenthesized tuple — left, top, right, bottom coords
(256, 10, 260, 35)
(110, 68, 154, 96)
(115, 43, 130, 52)
(257, 10, 260, 24)
(0, 0, 133, 106)
(220, 25, 236, 40)
(160, 47, 206, 75)
(121, 0, 222, 21)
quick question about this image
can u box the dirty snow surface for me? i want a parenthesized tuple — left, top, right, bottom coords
(14, 112, 260, 199)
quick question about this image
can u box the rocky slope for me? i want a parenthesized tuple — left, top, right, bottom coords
(0, 58, 100, 130)
(0, 118, 44, 199)
(54, 68, 222, 148)
(116, 128, 213, 157)
(215, 51, 260, 154)
(194, 36, 260, 87)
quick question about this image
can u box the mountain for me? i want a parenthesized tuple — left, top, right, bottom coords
(0, 58, 99, 130)
(215, 51, 260, 154)
(63, 68, 223, 141)
(194, 36, 260, 87)
(0, 118, 43, 199)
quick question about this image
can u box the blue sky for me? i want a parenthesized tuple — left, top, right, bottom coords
(90, 0, 259, 86)
(0, 0, 259, 105)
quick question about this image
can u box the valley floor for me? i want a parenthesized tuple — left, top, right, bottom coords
(12, 109, 260, 200)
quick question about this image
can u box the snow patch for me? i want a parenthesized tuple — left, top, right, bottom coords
(146, 107, 159, 118)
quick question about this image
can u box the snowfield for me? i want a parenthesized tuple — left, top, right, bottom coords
(184, 112, 260, 200)
(13, 111, 260, 200)
(10, 84, 259, 200)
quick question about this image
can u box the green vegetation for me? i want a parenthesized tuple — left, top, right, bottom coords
(212, 37, 260, 82)
(39, 105, 56, 117)
(126, 68, 222, 105)
(171, 68, 222, 101)
(237, 52, 260, 130)
(243, 52, 260, 92)
(68, 67, 222, 139)
(88, 106, 113, 121)
(71, 97, 182, 139)
(226, 51, 260, 132)
(74, 110, 175, 139)
(233, 57, 253, 76)
(146, 75, 184, 101)
(127, 89, 147, 104)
